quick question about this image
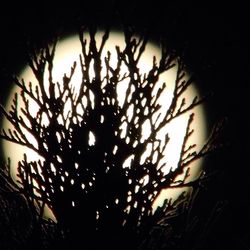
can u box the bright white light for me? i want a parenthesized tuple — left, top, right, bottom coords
(2, 31, 207, 217)
(88, 131, 96, 146)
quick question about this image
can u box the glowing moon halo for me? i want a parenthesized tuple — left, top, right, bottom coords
(2, 31, 207, 216)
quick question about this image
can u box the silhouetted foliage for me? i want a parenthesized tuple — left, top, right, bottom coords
(0, 26, 222, 249)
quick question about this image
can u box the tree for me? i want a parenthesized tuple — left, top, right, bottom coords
(0, 26, 221, 249)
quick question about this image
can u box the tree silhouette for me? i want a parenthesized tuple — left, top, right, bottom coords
(0, 26, 222, 249)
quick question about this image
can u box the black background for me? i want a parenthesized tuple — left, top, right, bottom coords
(0, 1, 250, 249)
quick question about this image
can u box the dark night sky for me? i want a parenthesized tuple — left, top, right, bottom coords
(0, 2, 250, 248)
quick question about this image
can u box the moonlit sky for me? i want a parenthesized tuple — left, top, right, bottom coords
(2, 31, 207, 213)
(0, 3, 250, 247)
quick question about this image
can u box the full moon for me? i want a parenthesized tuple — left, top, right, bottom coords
(2, 31, 206, 216)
